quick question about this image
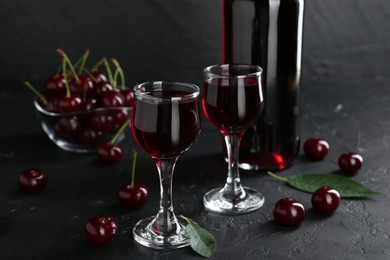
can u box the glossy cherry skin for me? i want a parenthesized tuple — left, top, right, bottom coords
(19, 168, 48, 194)
(121, 89, 134, 107)
(91, 71, 108, 86)
(101, 90, 125, 108)
(91, 112, 114, 133)
(311, 186, 340, 214)
(97, 143, 122, 163)
(80, 128, 102, 146)
(70, 75, 94, 95)
(273, 198, 305, 227)
(58, 94, 84, 113)
(53, 116, 82, 139)
(112, 110, 130, 129)
(303, 138, 329, 160)
(39, 95, 60, 112)
(45, 74, 67, 96)
(85, 215, 117, 246)
(338, 152, 363, 174)
(117, 183, 148, 208)
(83, 98, 98, 112)
(93, 83, 113, 97)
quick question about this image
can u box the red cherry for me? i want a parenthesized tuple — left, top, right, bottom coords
(58, 94, 84, 113)
(85, 215, 117, 246)
(70, 75, 94, 95)
(97, 143, 122, 163)
(80, 128, 102, 146)
(19, 168, 48, 194)
(338, 152, 363, 174)
(93, 83, 114, 97)
(41, 96, 60, 112)
(91, 71, 108, 86)
(45, 74, 67, 96)
(112, 110, 130, 129)
(303, 138, 329, 160)
(117, 183, 148, 208)
(121, 89, 134, 107)
(91, 111, 114, 133)
(273, 198, 305, 227)
(83, 98, 98, 112)
(53, 116, 82, 139)
(311, 186, 340, 214)
(101, 90, 125, 108)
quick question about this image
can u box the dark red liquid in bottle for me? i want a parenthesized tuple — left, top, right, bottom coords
(131, 90, 201, 159)
(222, 0, 304, 170)
(202, 77, 264, 136)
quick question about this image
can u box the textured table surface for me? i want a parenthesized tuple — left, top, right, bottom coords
(0, 0, 390, 259)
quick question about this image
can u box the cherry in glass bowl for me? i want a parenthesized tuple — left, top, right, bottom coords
(34, 98, 131, 153)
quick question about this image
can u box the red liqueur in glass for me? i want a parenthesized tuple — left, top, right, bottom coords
(132, 90, 201, 159)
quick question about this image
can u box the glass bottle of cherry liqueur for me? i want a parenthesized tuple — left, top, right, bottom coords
(222, 0, 305, 170)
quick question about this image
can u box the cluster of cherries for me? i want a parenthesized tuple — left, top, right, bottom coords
(86, 150, 148, 245)
(25, 49, 134, 156)
(272, 137, 364, 227)
(38, 49, 134, 113)
(273, 186, 340, 227)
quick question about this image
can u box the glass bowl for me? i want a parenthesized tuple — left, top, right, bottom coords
(34, 99, 132, 153)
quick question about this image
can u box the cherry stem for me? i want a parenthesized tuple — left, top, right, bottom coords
(103, 58, 114, 87)
(62, 58, 71, 97)
(83, 68, 98, 83)
(111, 58, 125, 89)
(78, 48, 90, 76)
(56, 49, 80, 83)
(267, 171, 288, 182)
(110, 119, 129, 144)
(179, 215, 191, 225)
(130, 149, 137, 188)
(23, 81, 47, 105)
(91, 58, 105, 72)
(73, 53, 84, 71)
(113, 69, 119, 89)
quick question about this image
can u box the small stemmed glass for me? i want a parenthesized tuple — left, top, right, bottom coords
(131, 81, 201, 249)
(202, 64, 265, 214)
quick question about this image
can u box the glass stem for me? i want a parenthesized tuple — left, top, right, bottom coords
(222, 133, 246, 201)
(151, 157, 180, 237)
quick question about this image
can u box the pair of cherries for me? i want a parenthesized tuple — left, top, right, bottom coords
(84, 183, 148, 245)
(273, 186, 341, 227)
(303, 138, 363, 174)
(85, 152, 148, 246)
(18, 168, 148, 208)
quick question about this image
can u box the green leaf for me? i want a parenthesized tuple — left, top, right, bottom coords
(267, 172, 381, 198)
(180, 215, 216, 258)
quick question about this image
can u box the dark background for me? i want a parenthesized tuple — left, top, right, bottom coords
(0, 0, 388, 87)
(1, 0, 390, 259)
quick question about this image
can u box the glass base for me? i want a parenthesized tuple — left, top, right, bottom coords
(224, 153, 294, 171)
(203, 187, 264, 215)
(133, 216, 190, 250)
